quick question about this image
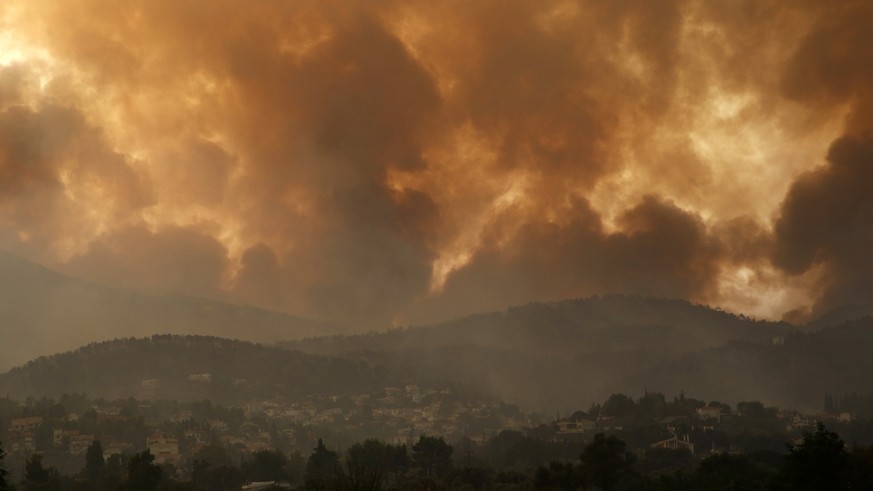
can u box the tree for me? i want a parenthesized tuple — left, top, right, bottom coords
(534, 461, 582, 490)
(484, 430, 543, 470)
(737, 401, 766, 418)
(190, 445, 232, 469)
(405, 436, 453, 491)
(0, 440, 9, 491)
(637, 392, 668, 420)
(244, 449, 290, 483)
(191, 461, 242, 491)
(601, 394, 636, 419)
(85, 440, 105, 489)
(191, 445, 242, 491)
(578, 434, 635, 491)
(846, 444, 873, 490)
(102, 454, 126, 491)
(304, 439, 341, 491)
(127, 450, 162, 491)
(22, 454, 60, 491)
(707, 401, 732, 414)
(775, 423, 848, 491)
(411, 436, 453, 479)
(345, 439, 407, 490)
(693, 452, 768, 490)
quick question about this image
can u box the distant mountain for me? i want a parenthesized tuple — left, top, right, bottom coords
(637, 316, 873, 410)
(5, 297, 871, 414)
(0, 250, 345, 371)
(0, 335, 395, 403)
(282, 296, 790, 359)
(279, 296, 794, 412)
(806, 304, 873, 331)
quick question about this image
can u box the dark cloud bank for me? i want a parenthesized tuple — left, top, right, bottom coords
(0, 0, 870, 330)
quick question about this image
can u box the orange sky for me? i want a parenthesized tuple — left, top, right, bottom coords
(1, 0, 871, 329)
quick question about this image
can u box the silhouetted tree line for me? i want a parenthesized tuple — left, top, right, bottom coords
(2, 424, 873, 490)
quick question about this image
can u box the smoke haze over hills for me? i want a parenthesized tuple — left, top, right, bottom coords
(1, 251, 872, 413)
(3, 301, 872, 413)
(0, 249, 345, 370)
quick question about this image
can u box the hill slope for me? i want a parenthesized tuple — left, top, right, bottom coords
(279, 296, 794, 411)
(283, 296, 790, 358)
(0, 250, 345, 370)
(806, 304, 873, 330)
(5, 300, 872, 413)
(636, 316, 873, 410)
(0, 335, 394, 403)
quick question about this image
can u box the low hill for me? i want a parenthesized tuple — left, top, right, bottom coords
(0, 250, 345, 370)
(282, 296, 791, 359)
(806, 304, 873, 331)
(5, 304, 870, 413)
(0, 335, 396, 403)
(279, 296, 794, 411)
(636, 316, 873, 410)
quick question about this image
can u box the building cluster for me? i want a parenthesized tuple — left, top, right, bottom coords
(2, 383, 536, 465)
(7, 416, 42, 454)
(5, 387, 858, 469)
(553, 402, 855, 458)
(240, 383, 535, 448)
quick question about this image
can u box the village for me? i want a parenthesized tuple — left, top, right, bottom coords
(1, 380, 860, 479)
(1, 381, 534, 474)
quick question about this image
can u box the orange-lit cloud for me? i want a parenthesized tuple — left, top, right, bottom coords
(0, 0, 869, 329)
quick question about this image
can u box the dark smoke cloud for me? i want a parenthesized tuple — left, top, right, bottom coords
(0, 0, 868, 330)
(774, 137, 873, 318)
(771, 0, 873, 320)
(409, 195, 720, 322)
(65, 225, 229, 299)
(0, 64, 151, 260)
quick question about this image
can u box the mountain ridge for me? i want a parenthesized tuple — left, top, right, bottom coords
(281, 295, 793, 358)
(3, 302, 873, 413)
(0, 334, 393, 403)
(273, 295, 797, 411)
(636, 315, 873, 410)
(0, 249, 347, 370)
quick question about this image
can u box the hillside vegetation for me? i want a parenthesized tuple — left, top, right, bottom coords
(279, 296, 796, 411)
(0, 335, 391, 403)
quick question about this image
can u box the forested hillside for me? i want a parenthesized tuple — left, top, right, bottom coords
(638, 316, 873, 409)
(282, 296, 791, 358)
(5, 294, 872, 413)
(0, 335, 393, 403)
(278, 296, 796, 411)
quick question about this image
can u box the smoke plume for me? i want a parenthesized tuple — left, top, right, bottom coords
(0, 0, 868, 328)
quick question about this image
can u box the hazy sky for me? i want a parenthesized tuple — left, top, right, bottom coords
(0, 0, 870, 329)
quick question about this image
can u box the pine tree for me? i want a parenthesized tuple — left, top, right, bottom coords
(304, 439, 341, 491)
(0, 439, 9, 491)
(776, 423, 848, 491)
(127, 450, 162, 491)
(85, 440, 105, 489)
(22, 454, 60, 491)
